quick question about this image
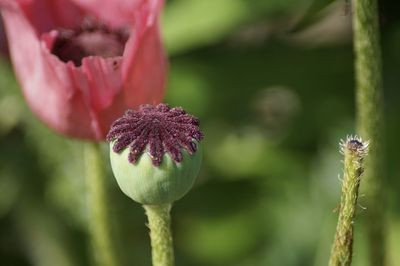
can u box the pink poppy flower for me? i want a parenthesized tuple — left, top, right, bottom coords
(0, 0, 167, 140)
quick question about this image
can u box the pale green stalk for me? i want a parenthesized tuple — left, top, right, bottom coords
(85, 143, 119, 266)
(352, 0, 385, 264)
(144, 204, 174, 266)
(329, 138, 368, 266)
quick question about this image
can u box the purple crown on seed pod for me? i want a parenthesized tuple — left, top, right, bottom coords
(106, 103, 204, 166)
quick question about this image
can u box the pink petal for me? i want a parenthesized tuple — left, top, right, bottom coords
(0, 16, 8, 55)
(70, 0, 149, 27)
(80, 57, 123, 112)
(122, 0, 167, 107)
(4, 0, 85, 34)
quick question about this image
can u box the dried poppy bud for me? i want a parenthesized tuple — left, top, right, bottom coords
(106, 103, 203, 205)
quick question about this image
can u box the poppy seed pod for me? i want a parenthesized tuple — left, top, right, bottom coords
(107, 104, 204, 205)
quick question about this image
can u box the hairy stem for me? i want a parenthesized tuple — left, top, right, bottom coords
(329, 138, 368, 266)
(352, 0, 385, 265)
(85, 143, 119, 266)
(144, 204, 175, 266)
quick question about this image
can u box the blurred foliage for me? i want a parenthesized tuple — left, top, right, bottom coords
(1, 0, 400, 266)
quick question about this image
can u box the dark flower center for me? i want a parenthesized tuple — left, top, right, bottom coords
(51, 19, 129, 66)
(107, 104, 204, 166)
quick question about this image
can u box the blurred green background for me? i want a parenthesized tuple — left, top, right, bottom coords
(1, 0, 400, 265)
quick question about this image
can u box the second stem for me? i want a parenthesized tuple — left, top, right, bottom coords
(85, 143, 120, 266)
(352, 0, 385, 264)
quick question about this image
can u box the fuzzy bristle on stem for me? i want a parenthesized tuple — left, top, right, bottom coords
(329, 136, 369, 266)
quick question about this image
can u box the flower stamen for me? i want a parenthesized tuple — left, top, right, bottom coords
(107, 104, 204, 166)
(51, 18, 129, 66)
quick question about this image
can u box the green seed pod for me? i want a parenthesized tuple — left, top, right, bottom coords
(109, 142, 202, 205)
(107, 104, 204, 205)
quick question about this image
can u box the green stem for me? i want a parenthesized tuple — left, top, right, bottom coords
(329, 139, 367, 266)
(352, 0, 385, 265)
(85, 143, 119, 266)
(144, 204, 175, 266)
